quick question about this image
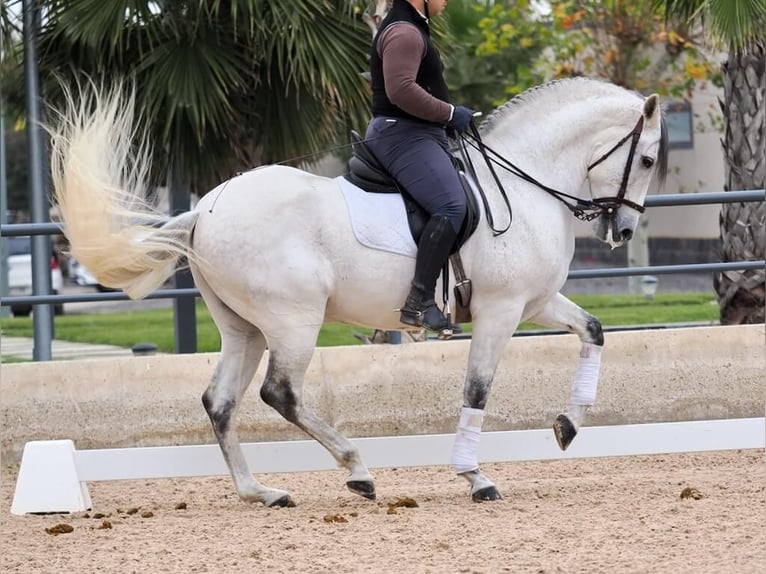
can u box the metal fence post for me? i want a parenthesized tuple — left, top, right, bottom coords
(23, 0, 53, 360)
(169, 169, 197, 354)
(0, 97, 9, 318)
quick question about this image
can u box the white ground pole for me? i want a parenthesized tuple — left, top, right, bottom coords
(11, 418, 765, 515)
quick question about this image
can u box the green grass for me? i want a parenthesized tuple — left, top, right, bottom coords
(0, 301, 375, 352)
(0, 355, 30, 363)
(522, 292, 719, 330)
(0, 293, 718, 353)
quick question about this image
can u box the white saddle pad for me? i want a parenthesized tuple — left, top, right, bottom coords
(336, 176, 417, 258)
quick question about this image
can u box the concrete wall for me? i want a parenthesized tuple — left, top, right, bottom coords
(2, 325, 763, 463)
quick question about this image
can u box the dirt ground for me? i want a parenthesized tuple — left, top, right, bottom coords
(2, 449, 764, 574)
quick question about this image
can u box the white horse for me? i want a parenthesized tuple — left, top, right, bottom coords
(50, 78, 667, 506)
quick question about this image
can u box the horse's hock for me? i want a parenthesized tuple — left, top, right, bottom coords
(1, 325, 763, 463)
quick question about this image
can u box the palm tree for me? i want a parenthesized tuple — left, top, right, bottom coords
(656, 0, 765, 324)
(16, 0, 372, 194)
(0, 1, 18, 52)
(0, 2, 22, 119)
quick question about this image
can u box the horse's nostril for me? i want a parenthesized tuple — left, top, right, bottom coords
(620, 228, 633, 242)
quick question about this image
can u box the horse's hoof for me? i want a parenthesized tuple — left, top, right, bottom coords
(471, 485, 503, 502)
(553, 413, 577, 451)
(266, 494, 296, 508)
(260, 489, 296, 508)
(346, 480, 376, 501)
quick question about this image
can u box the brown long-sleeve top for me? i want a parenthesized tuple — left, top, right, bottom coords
(377, 23, 454, 124)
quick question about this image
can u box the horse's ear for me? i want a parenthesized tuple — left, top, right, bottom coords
(643, 94, 661, 128)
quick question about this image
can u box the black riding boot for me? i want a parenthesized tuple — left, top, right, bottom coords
(400, 215, 457, 331)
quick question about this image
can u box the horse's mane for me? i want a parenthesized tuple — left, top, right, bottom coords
(480, 77, 634, 133)
(480, 77, 669, 187)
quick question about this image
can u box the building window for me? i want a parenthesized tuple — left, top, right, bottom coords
(665, 101, 693, 150)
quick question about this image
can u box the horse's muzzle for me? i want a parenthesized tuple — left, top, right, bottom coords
(594, 212, 636, 248)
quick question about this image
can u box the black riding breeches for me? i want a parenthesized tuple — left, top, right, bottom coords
(364, 116, 467, 234)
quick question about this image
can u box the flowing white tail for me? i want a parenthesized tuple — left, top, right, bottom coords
(49, 84, 200, 299)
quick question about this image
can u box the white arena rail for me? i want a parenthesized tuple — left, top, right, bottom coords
(11, 417, 765, 515)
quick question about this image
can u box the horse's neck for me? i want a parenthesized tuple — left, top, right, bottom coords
(475, 95, 637, 215)
(482, 109, 585, 193)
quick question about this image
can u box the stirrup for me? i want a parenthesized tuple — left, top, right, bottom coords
(399, 301, 450, 332)
(398, 307, 430, 329)
(437, 321, 462, 340)
(396, 306, 462, 340)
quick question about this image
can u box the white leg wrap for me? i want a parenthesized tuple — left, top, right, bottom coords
(569, 343, 602, 405)
(451, 407, 484, 474)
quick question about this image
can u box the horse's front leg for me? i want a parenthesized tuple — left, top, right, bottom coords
(452, 303, 522, 502)
(529, 292, 604, 451)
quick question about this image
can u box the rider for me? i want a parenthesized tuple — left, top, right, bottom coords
(364, 0, 476, 332)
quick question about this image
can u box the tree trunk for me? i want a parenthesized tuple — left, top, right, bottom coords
(713, 43, 765, 325)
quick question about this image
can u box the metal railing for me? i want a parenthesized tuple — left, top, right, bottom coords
(2, 189, 764, 359)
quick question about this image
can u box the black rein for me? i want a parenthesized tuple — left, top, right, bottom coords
(459, 114, 647, 232)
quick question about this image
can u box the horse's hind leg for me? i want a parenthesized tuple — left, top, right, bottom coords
(199, 289, 293, 507)
(528, 292, 605, 451)
(259, 322, 376, 500)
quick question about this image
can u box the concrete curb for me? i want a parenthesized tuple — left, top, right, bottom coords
(2, 325, 763, 462)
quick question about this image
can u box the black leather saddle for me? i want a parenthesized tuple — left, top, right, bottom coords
(343, 130, 480, 252)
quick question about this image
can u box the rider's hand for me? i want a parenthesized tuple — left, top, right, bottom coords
(448, 105, 476, 134)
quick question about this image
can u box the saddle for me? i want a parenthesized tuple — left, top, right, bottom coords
(344, 130, 481, 323)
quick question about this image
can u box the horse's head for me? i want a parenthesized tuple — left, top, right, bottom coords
(586, 93, 668, 248)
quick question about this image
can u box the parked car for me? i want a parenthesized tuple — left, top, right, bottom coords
(68, 258, 116, 292)
(69, 257, 99, 287)
(5, 236, 64, 316)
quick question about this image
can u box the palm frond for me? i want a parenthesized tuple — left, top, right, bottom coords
(0, 0, 22, 55)
(656, 0, 766, 49)
(35, 0, 372, 192)
(704, 0, 766, 48)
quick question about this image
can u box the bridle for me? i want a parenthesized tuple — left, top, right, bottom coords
(459, 114, 648, 235)
(586, 115, 646, 215)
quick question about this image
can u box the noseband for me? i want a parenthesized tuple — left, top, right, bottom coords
(586, 115, 646, 215)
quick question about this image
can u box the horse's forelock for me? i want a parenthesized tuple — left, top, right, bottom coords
(656, 115, 669, 189)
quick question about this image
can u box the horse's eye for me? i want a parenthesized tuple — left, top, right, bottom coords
(641, 156, 655, 168)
